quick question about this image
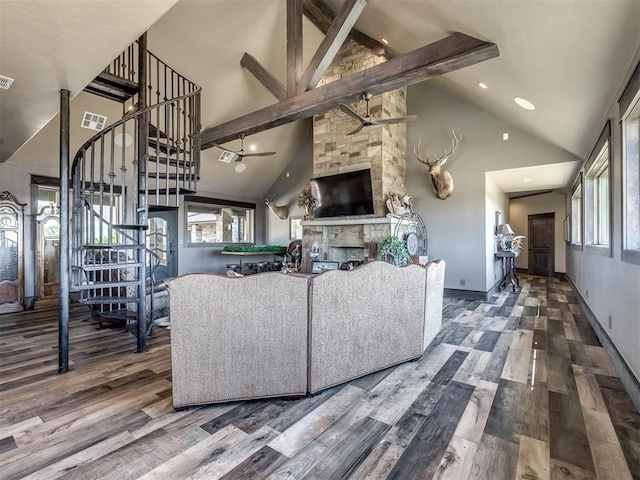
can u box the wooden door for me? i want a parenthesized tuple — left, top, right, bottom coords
(528, 213, 555, 276)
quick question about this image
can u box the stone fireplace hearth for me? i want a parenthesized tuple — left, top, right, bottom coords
(302, 217, 417, 265)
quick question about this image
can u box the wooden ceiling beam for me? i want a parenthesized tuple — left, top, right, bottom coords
(297, 0, 368, 94)
(201, 33, 499, 148)
(240, 53, 287, 101)
(287, 0, 303, 96)
(303, 0, 385, 56)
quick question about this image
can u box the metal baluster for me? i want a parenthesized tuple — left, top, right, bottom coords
(98, 135, 105, 246)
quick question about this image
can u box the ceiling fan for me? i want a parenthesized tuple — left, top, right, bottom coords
(337, 92, 418, 136)
(213, 133, 276, 162)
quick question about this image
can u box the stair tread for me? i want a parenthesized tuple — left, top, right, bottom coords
(99, 309, 138, 321)
(80, 296, 140, 305)
(82, 244, 146, 250)
(149, 138, 178, 155)
(84, 72, 138, 102)
(149, 173, 199, 180)
(76, 280, 140, 289)
(147, 156, 194, 168)
(112, 224, 149, 230)
(75, 262, 145, 271)
(149, 124, 168, 139)
(143, 188, 197, 195)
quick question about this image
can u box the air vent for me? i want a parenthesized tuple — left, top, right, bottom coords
(0, 75, 15, 90)
(81, 111, 107, 131)
(218, 150, 236, 163)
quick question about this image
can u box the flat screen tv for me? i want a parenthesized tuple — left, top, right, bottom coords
(310, 169, 375, 218)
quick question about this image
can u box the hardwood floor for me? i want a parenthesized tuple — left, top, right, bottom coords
(1, 275, 638, 479)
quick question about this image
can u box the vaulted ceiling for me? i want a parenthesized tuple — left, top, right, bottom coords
(1, 0, 639, 197)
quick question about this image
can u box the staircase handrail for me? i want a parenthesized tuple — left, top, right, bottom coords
(70, 89, 201, 177)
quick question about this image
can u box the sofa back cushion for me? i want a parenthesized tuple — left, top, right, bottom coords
(169, 272, 308, 407)
(308, 261, 426, 393)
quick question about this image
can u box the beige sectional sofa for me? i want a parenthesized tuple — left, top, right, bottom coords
(169, 259, 445, 408)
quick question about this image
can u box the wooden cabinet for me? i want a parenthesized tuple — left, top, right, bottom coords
(0, 191, 26, 314)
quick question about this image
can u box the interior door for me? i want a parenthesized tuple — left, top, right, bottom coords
(147, 208, 178, 282)
(528, 213, 555, 276)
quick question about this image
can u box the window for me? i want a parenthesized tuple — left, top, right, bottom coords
(584, 122, 611, 254)
(620, 60, 640, 264)
(185, 196, 255, 246)
(571, 174, 582, 248)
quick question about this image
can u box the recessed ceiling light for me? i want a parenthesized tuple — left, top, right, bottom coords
(523, 178, 532, 182)
(502, 132, 509, 141)
(514, 97, 535, 110)
(478, 82, 488, 89)
(114, 133, 133, 147)
(235, 163, 247, 173)
(382, 38, 389, 45)
(249, 144, 257, 151)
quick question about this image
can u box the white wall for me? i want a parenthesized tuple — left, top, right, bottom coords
(264, 139, 314, 245)
(485, 176, 509, 288)
(509, 192, 567, 273)
(566, 48, 640, 382)
(405, 83, 580, 293)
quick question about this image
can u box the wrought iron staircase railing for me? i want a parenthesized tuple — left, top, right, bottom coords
(71, 38, 201, 352)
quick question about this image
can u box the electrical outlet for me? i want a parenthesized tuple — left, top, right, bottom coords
(460, 279, 466, 286)
(608, 315, 612, 329)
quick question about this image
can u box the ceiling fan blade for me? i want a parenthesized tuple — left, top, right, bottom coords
(212, 143, 239, 155)
(336, 103, 368, 123)
(345, 124, 364, 136)
(373, 115, 418, 125)
(241, 151, 276, 157)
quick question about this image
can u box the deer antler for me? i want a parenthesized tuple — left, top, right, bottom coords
(413, 138, 432, 166)
(434, 129, 462, 162)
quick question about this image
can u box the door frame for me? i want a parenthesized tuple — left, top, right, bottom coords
(148, 207, 178, 282)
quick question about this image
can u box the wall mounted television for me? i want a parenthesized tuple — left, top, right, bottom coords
(310, 169, 375, 218)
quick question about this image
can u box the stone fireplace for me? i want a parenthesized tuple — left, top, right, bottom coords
(302, 39, 414, 264)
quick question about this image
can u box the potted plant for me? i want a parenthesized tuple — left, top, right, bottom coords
(378, 236, 411, 267)
(298, 182, 316, 220)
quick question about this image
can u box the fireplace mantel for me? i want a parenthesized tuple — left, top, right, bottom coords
(301, 216, 391, 227)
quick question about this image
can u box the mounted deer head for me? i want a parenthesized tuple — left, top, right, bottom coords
(263, 196, 289, 220)
(413, 129, 461, 200)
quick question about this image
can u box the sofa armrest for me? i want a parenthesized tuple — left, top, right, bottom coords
(424, 259, 446, 351)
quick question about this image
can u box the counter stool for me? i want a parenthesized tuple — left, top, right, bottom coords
(256, 261, 269, 273)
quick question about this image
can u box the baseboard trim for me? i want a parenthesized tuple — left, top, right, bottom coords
(444, 288, 491, 301)
(567, 277, 640, 412)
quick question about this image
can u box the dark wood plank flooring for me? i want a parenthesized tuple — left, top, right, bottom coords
(1, 275, 638, 479)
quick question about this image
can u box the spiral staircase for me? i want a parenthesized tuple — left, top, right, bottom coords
(71, 34, 201, 352)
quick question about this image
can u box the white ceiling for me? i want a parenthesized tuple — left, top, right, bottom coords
(0, 0, 178, 162)
(1, 0, 639, 197)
